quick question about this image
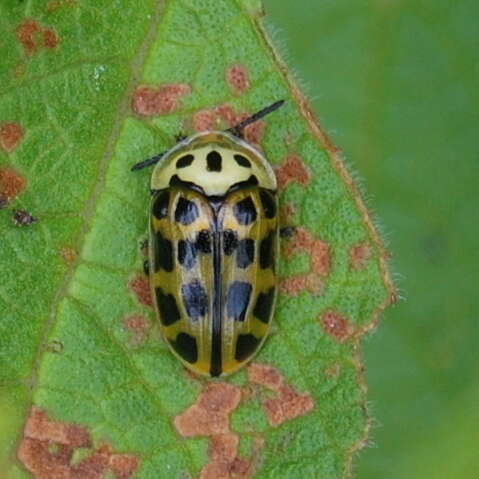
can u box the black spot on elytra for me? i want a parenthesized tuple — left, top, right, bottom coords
(154, 231, 174, 272)
(175, 197, 199, 225)
(234, 154, 251, 168)
(155, 288, 181, 326)
(206, 150, 222, 172)
(152, 191, 169, 220)
(196, 229, 212, 253)
(254, 287, 275, 323)
(226, 281, 252, 322)
(181, 280, 208, 320)
(235, 334, 260, 362)
(176, 154, 194, 168)
(178, 239, 197, 269)
(260, 190, 277, 219)
(260, 231, 275, 269)
(170, 332, 198, 363)
(223, 229, 238, 255)
(236, 238, 255, 268)
(234, 196, 257, 225)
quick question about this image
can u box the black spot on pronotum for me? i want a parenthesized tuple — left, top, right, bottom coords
(234, 154, 251, 168)
(235, 334, 260, 362)
(155, 288, 181, 325)
(196, 229, 212, 253)
(176, 154, 194, 168)
(260, 190, 276, 219)
(254, 287, 275, 323)
(170, 332, 198, 363)
(260, 231, 275, 269)
(236, 238, 255, 268)
(229, 175, 259, 194)
(154, 231, 174, 272)
(234, 196, 257, 225)
(169, 174, 205, 195)
(175, 197, 199, 225)
(181, 280, 208, 320)
(152, 191, 169, 219)
(178, 239, 197, 269)
(223, 229, 238, 255)
(226, 281, 252, 322)
(206, 150, 222, 172)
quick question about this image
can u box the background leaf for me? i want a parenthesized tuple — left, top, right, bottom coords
(0, 1, 393, 478)
(264, 0, 479, 477)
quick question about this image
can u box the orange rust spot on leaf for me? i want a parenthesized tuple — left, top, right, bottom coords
(16, 20, 59, 55)
(43, 28, 59, 49)
(109, 452, 139, 479)
(350, 241, 371, 270)
(46, 0, 75, 12)
(263, 386, 314, 428)
(23, 406, 90, 447)
(174, 383, 241, 437)
(0, 123, 24, 152)
(248, 363, 283, 390)
(192, 104, 265, 147)
(0, 166, 26, 201)
(18, 407, 139, 479)
(240, 114, 264, 146)
(193, 109, 217, 132)
(202, 434, 236, 479)
(226, 64, 250, 94)
(200, 434, 255, 479)
(280, 273, 323, 296)
(60, 246, 77, 265)
(275, 154, 311, 191)
(321, 310, 353, 342)
(123, 314, 150, 346)
(281, 227, 330, 296)
(16, 20, 41, 54)
(175, 384, 255, 479)
(248, 364, 314, 427)
(282, 227, 331, 274)
(128, 274, 152, 308)
(132, 84, 191, 116)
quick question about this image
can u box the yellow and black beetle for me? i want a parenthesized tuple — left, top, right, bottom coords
(132, 101, 284, 377)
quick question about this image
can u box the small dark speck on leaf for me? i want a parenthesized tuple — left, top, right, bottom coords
(12, 209, 37, 226)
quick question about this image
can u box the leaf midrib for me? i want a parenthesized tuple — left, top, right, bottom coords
(26, 0, 168, 388)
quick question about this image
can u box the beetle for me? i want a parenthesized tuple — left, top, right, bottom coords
(131, 100, 284, 377)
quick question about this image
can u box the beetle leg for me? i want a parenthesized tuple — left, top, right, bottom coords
(140, 238, 149, 251)
(279, 226, 296, 239)
(143, 259, 150, 276)
(175, 132, 187, 143)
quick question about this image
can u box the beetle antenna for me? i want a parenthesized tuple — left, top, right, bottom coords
(131, 151, 166, 171)
(226, 99, 285, 137)
(131, 100, 285, 171)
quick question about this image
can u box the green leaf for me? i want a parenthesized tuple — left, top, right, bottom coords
(264, 1, 479, 478)
(0, 1, 393, 478)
